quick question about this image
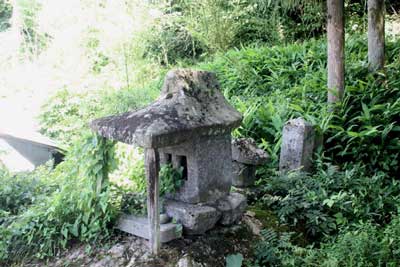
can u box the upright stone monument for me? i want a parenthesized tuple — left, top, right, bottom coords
(91, 69, 247, 254)
(279, 118, 317, 173)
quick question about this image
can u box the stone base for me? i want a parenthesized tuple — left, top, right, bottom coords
(164, 200, 221, 235)
(164, 192, 247, 234)
(116, 214, 182, 243)
(214, 192, 247, 225)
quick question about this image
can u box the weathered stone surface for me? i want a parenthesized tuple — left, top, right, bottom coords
(160, 213, 171, 224)
(231, 138, 269, 165)
(90, 69, 242, 148)
(232, 162, 257, 188)
(116, 214, 182, 243)
(164, 200, 221, 235)
(214, 192, 247, 225)
(177, 255, 205, 267)
(279, 118, 316, 172)
(160, 134, 232, 204)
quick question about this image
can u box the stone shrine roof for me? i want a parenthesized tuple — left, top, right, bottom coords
(90, 69, 242, 148)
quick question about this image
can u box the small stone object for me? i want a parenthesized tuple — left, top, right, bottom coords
(279, 118, 317, 172)
(116, 214, 182, 243)
(231, 138, 269, 187)
(160, 213, 171, 224)
(164, 199, 221, 235)
(108, 243, 125, 258)
(214, 192, 247, 225)
(177, 255, 205, 267)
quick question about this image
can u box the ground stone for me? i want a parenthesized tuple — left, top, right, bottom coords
(164, 199, 221, 235)
(214, 192, 247, 225)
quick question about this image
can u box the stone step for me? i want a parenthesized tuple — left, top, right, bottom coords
(116, 214, 182, 243)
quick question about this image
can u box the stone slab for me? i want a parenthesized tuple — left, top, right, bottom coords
(116, 214, 182, 243)
(164, 199, 221, 235)
(214, 192, 247, 225)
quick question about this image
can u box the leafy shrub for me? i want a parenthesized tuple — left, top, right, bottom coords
(0, 164, 55, 217)
(0, 134, 116, 262)
(0, 0, 12, 32)
(144, 13, 205, 65)
(258, 163, 399, 240)
(159, 163, 184, 196)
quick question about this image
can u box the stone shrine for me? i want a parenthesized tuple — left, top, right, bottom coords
(91, 69, 247, 254)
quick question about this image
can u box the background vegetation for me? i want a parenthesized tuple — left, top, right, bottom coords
(0, 0, 400, 266)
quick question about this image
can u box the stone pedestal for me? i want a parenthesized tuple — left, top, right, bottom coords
(164, 192, 247, 235)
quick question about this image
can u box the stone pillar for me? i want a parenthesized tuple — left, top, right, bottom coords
(279, 118, 317, 173)
(144, 148, 160, 254)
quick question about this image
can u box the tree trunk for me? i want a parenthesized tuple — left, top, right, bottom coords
(368, 0, 385, 71)
(327, 0, 345, 104)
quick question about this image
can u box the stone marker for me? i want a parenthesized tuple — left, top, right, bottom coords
(231, 138, 269, 187)
(117, 214, 182, 243)
(279, 118, 316, 172)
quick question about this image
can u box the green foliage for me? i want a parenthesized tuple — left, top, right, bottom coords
(0, 0, 12, 32)
(159, 163, 184, 196)
(118, 163, 184, 216)
(258, 163, 399, 240)
(0, 163, 55, 217)
(144, 13, 205, 65)
(325, 71, 400, 176)
(0, 134, 116, 262)
(18, 0, 50, 56)
(39, 84, 159, 147)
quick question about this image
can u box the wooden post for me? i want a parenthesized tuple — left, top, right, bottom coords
(368, 0, 385, 71)
(327, 0, 345, 104)
(144, 148, 160, 255)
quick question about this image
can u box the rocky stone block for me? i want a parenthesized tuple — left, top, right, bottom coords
(164, 199, 221, 235)
(215, 192, 247, 225)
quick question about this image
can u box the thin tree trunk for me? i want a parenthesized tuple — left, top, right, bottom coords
(368, 0, 385, 71)
(327, 0, 345, 104)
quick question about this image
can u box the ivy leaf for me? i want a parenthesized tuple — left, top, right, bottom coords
(226, 253, 243, 267)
